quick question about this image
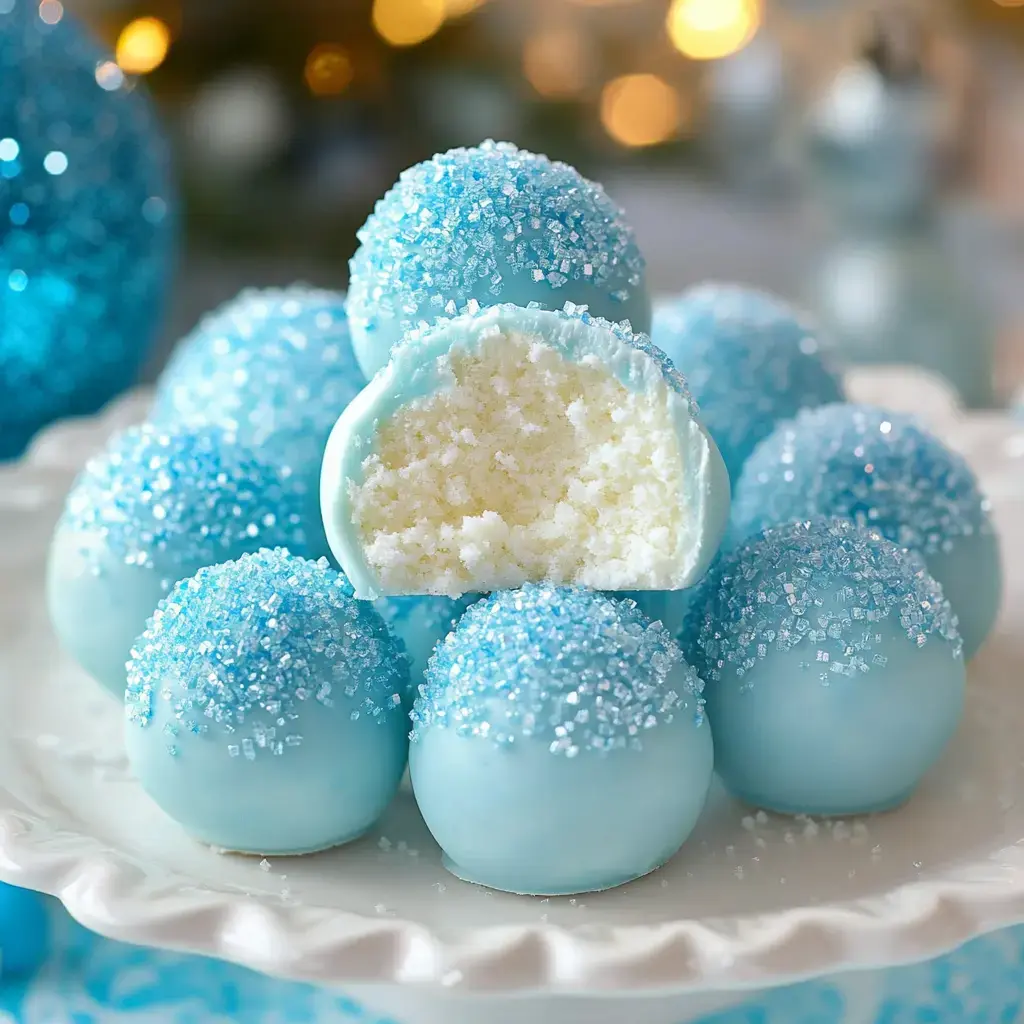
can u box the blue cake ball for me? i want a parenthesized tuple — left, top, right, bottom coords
(47, 425, 313, 698)
(0, 883, 49, 977)
(410, 585, 713, 895)
(125, 549, 409, 855)
(347, 140, 651, 378)
(731, 404, 1001, 659)
(651, 283, 844, 483)
(687, 518, 965, 817)
(322, 302, 730, 599)
(152, 287, 365, 555)
(375, 593, 480, 708)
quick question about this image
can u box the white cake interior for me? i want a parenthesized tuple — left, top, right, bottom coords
(349, 331, 690, 595)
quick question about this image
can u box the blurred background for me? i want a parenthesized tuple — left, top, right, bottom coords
(5, 0, 1024, 440)
(3, 0, 1024, 1014)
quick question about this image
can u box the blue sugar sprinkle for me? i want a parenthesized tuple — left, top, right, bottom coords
(60, 425, 311, 586)
(684, 518, 962, 687)
(412, 584, 703, 754)
(731, 403, 994, 555)
(152, 286, 365, 464)
(348, 140, 647, 348)
(651, 284, 844, 481)
(126, 548, 408, 754)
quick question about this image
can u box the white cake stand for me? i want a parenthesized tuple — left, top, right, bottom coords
(1, 370, 1023, 1024)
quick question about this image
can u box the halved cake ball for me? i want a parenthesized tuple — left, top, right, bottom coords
(686, 518, 965, 817)
(125, 549, 409, 855)
(347, 140, 651, 378)
(152, 286, 366, 558)
(48, 425, 312, 697)
(731, 404, 1001, 659)
(321, 303, 730, 598)
(410, 585, 713, 895)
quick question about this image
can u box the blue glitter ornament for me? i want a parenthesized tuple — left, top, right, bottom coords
(651, 284, 845, 483)
(152, 287, 364, 557)
(375, 593, 480, 708)
(0, 1, 175, 459)
(731, 404, 1001, 659)
(47, 425, 315, 698)
(0, 882, 49, 977)
(322, 302, 729, 599)
(410, 585, 713, 895)
(347, 140, 651, 378)
(125, 548, 409, 854)
(688, 518, 964, 816)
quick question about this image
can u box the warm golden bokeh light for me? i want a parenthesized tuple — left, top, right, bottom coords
(666, 0, 761, 61)
(443, 0, 488, 17)
(523, 26, 587, 99)
(993, 0, 1024, 7)
(600, 73, 682, 148)
(304, 43, 354, 96)
(372, 0, 446, 47)
(566, 0, 640, 6)
(116, 16, 171, 74)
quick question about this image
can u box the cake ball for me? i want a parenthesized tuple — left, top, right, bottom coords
(321, 303, 730, 598)
(410, 585, 713, 895)
(651, 284, 844, 483)
(376, 593, 481, 708)
(48, 425, 311, 698)
(347, 140, 650, 378)
(151, 287, 365, 557)
(731, 404, 1000, 659)
(689, 518, 965, 817)
(125, 549, 409, 855)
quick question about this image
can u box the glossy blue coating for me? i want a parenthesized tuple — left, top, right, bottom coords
(347, 141, 650, 378)
(0, 883, 49, 977)
(0, 0, 175, 459)
(650, 284, 844, 483)
(375, 593, 481, 708)
(410, 586, 714, 895)
(688, 519, 965, 816)
(731, 403, 1000, 659)
(124, 549, 409, 855)
(321, 302, 730, 599)
(47, 425, 314, 698)
(152, 287, 364, 556)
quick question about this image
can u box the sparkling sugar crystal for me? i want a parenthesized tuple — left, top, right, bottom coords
(651, 284, 843, 481)
(731, 404, 993, 556)
(348, 141, 646, 342)
(152, 286, 364, 461)
(412, 584, 703, 754)
(686, 518, 962, 685)
(60, 425, 312, 585)
(125, 548, 407, 754)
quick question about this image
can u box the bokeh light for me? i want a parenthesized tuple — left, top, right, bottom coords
(443, 0, 488, 17)
(38, 0, 63, 25)
(372, 0, 446, 47)
(523, 26, 588, 99)
(666, 0, 761, 61)
(600, 73, 682, 148)
(116, 17, 172, 75)
(304, 44, 354, 96)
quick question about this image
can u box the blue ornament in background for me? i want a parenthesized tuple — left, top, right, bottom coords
(0, 882, 49, 977)
(803, 12, 995, 408)
(0, 0, 175, 460)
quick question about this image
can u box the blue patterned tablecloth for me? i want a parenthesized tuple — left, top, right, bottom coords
(3, 896, 1024, 1023)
